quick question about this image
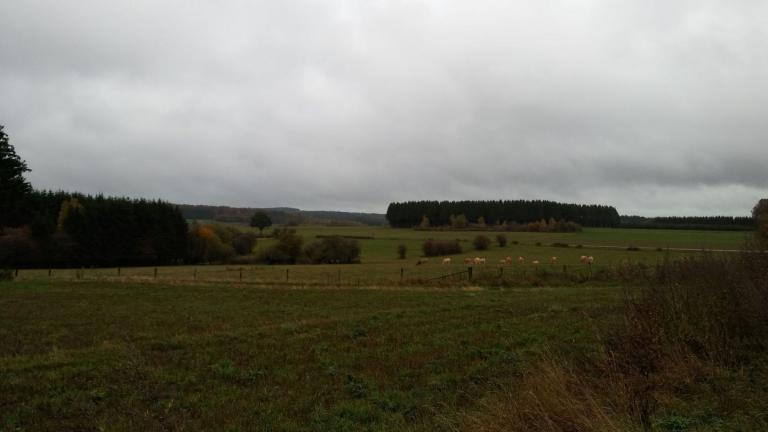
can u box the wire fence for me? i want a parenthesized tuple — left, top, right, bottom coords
(12, 261, 610, 287)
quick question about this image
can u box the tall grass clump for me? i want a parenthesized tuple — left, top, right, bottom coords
(634, 247, 768, 364)
(463, 244, 768, 431)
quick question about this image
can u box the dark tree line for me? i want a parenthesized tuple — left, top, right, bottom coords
(2, 191, 188, 268)
(386, 200, 621, 228)
(620, 215, 754, 231)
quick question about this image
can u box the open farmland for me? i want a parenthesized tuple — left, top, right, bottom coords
(4, 226, 767, 431)
(15, 226, 751, 286)
(1, 281, 620, 431)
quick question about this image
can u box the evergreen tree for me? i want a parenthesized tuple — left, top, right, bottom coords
(0, 126, 32, 230)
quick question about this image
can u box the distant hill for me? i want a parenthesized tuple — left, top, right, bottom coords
(176, 204, 387, 226)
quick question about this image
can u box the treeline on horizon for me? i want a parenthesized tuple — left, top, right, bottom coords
(2, 191, 188, 268)
(178, 204, 386, 226)
(386, 200, 621, 228)
(620, 215, 755, 231)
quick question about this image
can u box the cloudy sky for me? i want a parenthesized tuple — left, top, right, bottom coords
(1, 1, 766, 215)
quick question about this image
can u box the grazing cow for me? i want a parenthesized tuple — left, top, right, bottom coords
(580, 255, 588, 264)
(517, 256, 525, 264)
(416, 258, 429, 265)
(532, 260, 540, 266)
(474, 257, 486, 265)
(587, 256, 594, 264)
(464, 257, 473, 264)
(551, 256, 558, 264)
(442, 257, 452, 265)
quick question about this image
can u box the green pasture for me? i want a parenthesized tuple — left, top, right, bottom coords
(2, 225, 762, 430)
(0, 281, 619, 431)
(16, 226, 749, 285)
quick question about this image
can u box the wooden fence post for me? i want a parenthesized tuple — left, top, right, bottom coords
(400, 268, 404, 281)
(286, 268, 289, 281)
(48, 268, 52, 277)
(117, 267, 121, 277)
(193, 268, 197, 280)
(239, 268, 243, 281)
(154, 267, 158, 279)
(468, 266, 473, 281)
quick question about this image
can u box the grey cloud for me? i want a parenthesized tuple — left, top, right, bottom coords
(1, 0, 767, 216)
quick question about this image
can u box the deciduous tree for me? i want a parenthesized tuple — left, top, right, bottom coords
(250, 211, 272, 234)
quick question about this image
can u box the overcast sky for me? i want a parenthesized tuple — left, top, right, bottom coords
(1, 1, 766, 215)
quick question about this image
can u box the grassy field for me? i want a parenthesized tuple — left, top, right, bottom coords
(1, 281, 620, 431)
(4, 226, 763, 431)
(15, 226, 751, 285)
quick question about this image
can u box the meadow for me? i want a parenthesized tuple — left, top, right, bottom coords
(14, 226, 750, 286)
(2, 226, 765, 431)
(1, 281, 620, 431)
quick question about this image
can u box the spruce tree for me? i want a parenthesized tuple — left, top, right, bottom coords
(0, 125, 32, 230)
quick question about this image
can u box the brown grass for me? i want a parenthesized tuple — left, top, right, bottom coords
(462, 247, 768, 432)
(460, 356, 628, 432)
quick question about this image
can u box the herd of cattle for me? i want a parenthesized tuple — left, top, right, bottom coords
(416, 255, 595, 266)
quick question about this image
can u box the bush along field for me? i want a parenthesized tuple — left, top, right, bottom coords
(2, 225, 767, 431)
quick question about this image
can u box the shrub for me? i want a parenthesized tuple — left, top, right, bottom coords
(187, 223, 235, 263)
(496, 234, 508, 247)
(209, 224, 240, 245)
(0, 228, 40, 268)
(397, 244, 407, 259)
(449, 214, 468, 229)
(304, 236, 361, 264)
(640, 251, 768, 364)
(473, 235, 491, 250)
(232, 232, 258, 255)
(551, 242, 570, 248)
(420, 215, 432, 229)
(0, 268, 14, 282)
(258, 229, 304, 264)
(422, 239, 462, 257)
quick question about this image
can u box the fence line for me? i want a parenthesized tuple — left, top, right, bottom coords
(12, 261, 619, 286)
